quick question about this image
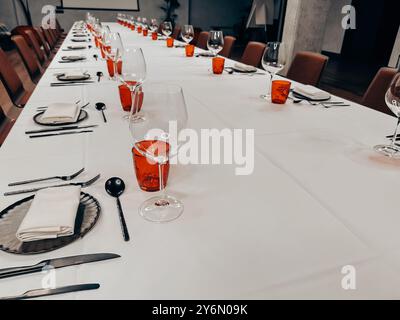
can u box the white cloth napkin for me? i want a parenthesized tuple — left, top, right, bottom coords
(41, 103, 80, 124)
(233, 62, 257, 73)
(59, 70, 88, 80)
(16, 186, 82, 242)
(62, 55, 86, 61)
(294, 84, 331, 100)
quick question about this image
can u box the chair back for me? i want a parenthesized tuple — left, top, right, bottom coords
(25, 30, 46, 65)
(0, 48, 25, 105)
(197, 31, 209, 50)
(240, 41, 266, 67)
(172, 25, 181, 40)
(220, 36, 236, 58)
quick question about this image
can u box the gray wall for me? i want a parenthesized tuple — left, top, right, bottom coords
(389, 26, 400, 68)
(0, 0, 189, 30)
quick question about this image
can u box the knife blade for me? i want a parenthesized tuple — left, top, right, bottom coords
(0, 253, 120, 280)
(29, 130, 94, 138)
(25, 125, 98, 135)
(0, 283, 100, 300)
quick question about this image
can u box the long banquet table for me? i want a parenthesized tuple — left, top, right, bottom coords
(1, 22, 400, 299)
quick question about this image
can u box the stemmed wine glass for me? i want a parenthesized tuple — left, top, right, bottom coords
(104, 32, 124, 80)
(374, 87, 400, 157)
(207, 30, 224, 56)
(129, 83, 188, 223)
(181, 25, 194, 44)
(261, 42, 286, 100)
(162, 21, 173, 38)
(150, 19, 159, 32)
(118, 47, 147, 121)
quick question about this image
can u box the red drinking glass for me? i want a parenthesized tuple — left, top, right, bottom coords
(118, 81, 144, 112)
(271, 80, 292, 104)
(185, 44, 195, 57)
(167, 37, 174, 47)
(137, 26, 143, 34)
(143, 29, 148, 37)
(133, 140, 170, 192)
(152, 32, 158, 40)
(212, 57, 225, 75)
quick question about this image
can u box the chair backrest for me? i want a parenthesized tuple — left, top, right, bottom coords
(0, 47, 25, 105)
(220, 36, 236, 58)
(25, 30, 46, 65)
(11, 35, 42, 83)
(35, 27, 51, 56)
(197, 31, 209, 50)
(361, 67, 398, 115)
(192, 27, 202, 46)
(240, 41, 266, 67)
(286, 51, 329, 87)
(0, 104, 6, 124)
(172, 25, 181, 40)
(42, 28, 56, 49)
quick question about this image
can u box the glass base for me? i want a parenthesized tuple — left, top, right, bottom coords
(127, 113, 146, 123)
(260, 94, 271, 100)
(374, 144, 400, 158)
(139, 195, 184, 223)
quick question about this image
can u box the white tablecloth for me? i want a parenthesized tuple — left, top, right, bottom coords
(0, 23, 399, 300)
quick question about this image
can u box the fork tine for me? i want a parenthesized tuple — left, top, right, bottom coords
(82, 174, 101, 187)
(65, 167, 85, 180)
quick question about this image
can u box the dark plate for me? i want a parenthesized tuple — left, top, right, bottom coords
(0, 192, 101, 255)
(56, 73, 91, 82)
(33, 110, 88, 127)
(292, 91, 331, 102)
(67, 46, 86, 50)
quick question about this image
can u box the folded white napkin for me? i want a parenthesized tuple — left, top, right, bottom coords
(58, 70, 88, 80)
(41, 103, 80, 124)
(62, 55, 86, 61)
(233, 62, 257, 73)
(68, 45, 86, 49)
(294, 84, 331, 100)
(16, 186, 81, 242)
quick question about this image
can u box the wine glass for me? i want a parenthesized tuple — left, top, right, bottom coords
(119, 47, 147, 121)
(104, 32, 124, 80)
(181, 25, 194, 44)
(261, 42, 286, 100)
(150, 19, 159, 32)
(129, 83, 188, 223)
(162, 21, 173, 37)
(207, 30, 224, 56)
(142, 17, 148, 28)
(374, 88, 400, 157)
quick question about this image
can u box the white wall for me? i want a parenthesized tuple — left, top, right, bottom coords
(389, 26, 400, 68)
(321, 0, 351, 54)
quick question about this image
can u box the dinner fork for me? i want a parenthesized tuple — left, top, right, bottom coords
(8, 168, 85, 186)
(4, 174, 101, 196)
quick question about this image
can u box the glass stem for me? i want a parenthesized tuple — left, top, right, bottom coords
(113, 60, 117, 80)
(391, 117, 400, 148)
(266, 72, 274, 97)
(130, 85, 138, 116)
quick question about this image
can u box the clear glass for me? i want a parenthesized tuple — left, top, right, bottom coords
(162, 21, 173, 37)
(104, 32, 124, 80)
(261, 42, 286, 100)
(181, 25, 194, 44)
(150, 19, 159, 32)
(129, 83, 188, 223)
(374, 89, 400, 157)
(142, 17, 148, 29)
(119, 47, 147, 121)
(207, 30, 224, 56)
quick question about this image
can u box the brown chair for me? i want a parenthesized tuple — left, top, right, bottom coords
(220, 36, 236, 58)
(361, 67, 398, 116)
(192, 27, 202, 46)
(11, 35, 42, 83)
(196, 31, 209, 50)
(0, 105, 14, 146)
(42, 28, 58, 52)
(240, 41, 266, 67)
(25, 30, 50, 68)
(0, 48, 31, 107)
(35, 27, 53, 58)
(286, 51, 329, 87)
(172, 25, 181, 40)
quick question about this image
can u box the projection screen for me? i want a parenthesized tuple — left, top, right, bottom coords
(61, 0, 139, 11)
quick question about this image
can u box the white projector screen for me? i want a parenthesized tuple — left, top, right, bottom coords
(61, 0, 139, 11)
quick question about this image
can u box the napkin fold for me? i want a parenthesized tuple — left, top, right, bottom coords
(16, 186, 82, 242)
(294, 84, 331, 100)
(58, 70, 89, 80)
(41, 102, 80, 124)
(233, 62, 257, 73)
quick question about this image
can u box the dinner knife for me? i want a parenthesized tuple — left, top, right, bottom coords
(29, 130, 94, 138)
(25, 125, 98, 135)
(0, 253, 120, 280)
(0, 283, 100, 300)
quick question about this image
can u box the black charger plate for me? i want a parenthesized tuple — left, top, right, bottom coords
(0, 192, 101, 255)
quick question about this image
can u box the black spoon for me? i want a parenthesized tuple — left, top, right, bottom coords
(96, 71, 103, 82)
(95, 102, 107, 123)
(93, 54, 98, 61)
(105, 177, 130, 242)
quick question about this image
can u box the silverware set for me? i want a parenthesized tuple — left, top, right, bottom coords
(288, 96, 350, 108)
(0, 253, 121, 299)
(51, 81, 94, 87)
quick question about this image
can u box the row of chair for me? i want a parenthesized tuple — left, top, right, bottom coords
(0, 22, 66, 145)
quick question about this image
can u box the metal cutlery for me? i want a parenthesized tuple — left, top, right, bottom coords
(29, 130, 94, 139)
(26, 125, 97, 135)
(0, 283, 100, 300)
(51, 82, 94, 87)
(0, 253, 120, 280)
(8, 167, 85, 186)
(4, 174, 101, 196)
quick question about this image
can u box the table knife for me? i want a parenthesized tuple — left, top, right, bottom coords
(26, 125, 97, 135)
(0, 283, 100, 300)
(0, 253, 120, 280)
